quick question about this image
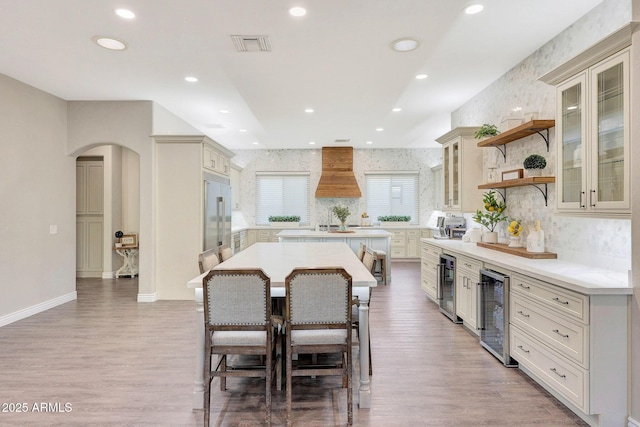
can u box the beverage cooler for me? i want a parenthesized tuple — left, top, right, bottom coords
(478, 269, 517, 367)
(438, 254, 461, 323)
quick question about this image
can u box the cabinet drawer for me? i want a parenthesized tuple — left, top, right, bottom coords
(421, 243, 442, 262)
(511, 326, 587, 411)
(511, 294, 588, 368)
(406, 229, 420, 237)
(391, 248, 406, 258)
(511, 273, 588, 324)
(456, 255, 482, 275)
(389, 229, 406, 237)
(391, 237, 405, 246)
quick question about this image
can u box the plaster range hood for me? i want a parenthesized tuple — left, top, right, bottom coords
(315, 146, 362, 198)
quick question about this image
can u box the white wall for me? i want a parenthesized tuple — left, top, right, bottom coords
(67, 101, 155, 299)
(0, 73, 76, 324)
(231, 147, 442, 227)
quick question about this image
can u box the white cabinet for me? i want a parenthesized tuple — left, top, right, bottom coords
(555, 48, 630, 214)
(455, 254, 481, 333)
(509, 273, 627, 426)
(420, 241, 441, 302)
(436, 127, 483, 213)
(384, 228, 429, 259)
(203, 142, 231, 176)
(76, 160, 103, 215)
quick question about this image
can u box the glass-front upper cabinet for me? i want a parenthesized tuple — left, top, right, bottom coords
(556, 48, 629, 214)
(436, 127, 483, 213)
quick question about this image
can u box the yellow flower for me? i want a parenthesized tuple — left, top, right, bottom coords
(488, 206, 494, 211)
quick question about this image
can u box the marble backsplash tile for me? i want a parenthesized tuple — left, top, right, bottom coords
(450, 0, 631, 272)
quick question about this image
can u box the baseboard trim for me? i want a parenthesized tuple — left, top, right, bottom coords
(629, 416, 640, 427)
(137, 293, 157, 302)
(102, 271, 115, 279)
(0, 291, 77, 327)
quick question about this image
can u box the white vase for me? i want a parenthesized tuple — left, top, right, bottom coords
(508, 236, 522, 247)
(482, 231, 498, 244)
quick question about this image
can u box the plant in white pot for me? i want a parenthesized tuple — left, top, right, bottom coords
(523, 154, 546, 177)
(474, 123, 500, 140)
(472, 191, 507, 243)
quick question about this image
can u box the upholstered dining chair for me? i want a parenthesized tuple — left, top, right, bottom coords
(202, 269, 280, 427)
(219, 244, 233, 262)
(198, 248, 220, 274)
(284, 267, 353, 427)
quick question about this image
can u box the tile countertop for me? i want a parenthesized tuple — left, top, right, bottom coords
(421, 238, 632, 296)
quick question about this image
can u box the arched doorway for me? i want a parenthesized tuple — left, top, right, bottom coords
(75, 144, 140, 292)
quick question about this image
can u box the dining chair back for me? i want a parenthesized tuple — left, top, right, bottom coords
(284, 267, 353, 426)
(219, 244, 233, 262)
(198, 248, 220, 274)
(202, 269, 279, 427)
(357, 242, 367, 261)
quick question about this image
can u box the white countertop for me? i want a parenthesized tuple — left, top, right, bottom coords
(421, 238, 631, 296)
(277, 229, 392, 238)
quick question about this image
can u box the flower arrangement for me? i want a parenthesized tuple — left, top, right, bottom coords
(507, 220, 523, 236)
(472, 191, 507, 232)
(332, 206, 351, 223)
(361, 212, 369, 218)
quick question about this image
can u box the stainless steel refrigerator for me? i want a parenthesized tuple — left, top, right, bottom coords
(203, 172, 231, 251)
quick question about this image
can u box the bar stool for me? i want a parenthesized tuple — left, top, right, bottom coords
(372, 249, 387, 286)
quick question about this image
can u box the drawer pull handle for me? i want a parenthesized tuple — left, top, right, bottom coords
(517, 310, 530, 318)
(552, 329, 569, 338)
(550, 368, 566, 379)
(517, 345, 530, 354)
(465, 263, 472, 268)
(518, 283, 530, 290)
(552, 297, 569, 305)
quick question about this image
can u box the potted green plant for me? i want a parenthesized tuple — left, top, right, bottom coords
(377, 215, 411, 227)
(472, 191, 507, 243)
(331, 206, 351, 231)
(268, 215, 301, 227)
(474, 124, 500, 140)
(523, 154, 546, 177)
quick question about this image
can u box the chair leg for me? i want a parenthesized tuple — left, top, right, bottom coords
(286, 339, 293, 427)
(204, 349, 211, 427)
(368, 326, 373, 376)
(266, 350, 272, 427)
(347, 348, 353, 426)
(219, 355, 227, 391)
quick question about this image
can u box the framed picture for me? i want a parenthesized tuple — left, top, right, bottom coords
(502, 168, 523, 181)
(449, 228, 466, 240)
(120, 233, 138, 248)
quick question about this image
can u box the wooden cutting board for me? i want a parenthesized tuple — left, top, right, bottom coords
(476, 242, 557, 259)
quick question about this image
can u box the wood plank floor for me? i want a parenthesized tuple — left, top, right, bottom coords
(0, 262, 588, 426)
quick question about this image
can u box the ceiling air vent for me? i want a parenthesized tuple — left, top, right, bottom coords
(334, 138, 351, 144)
(231, 35, 271, 52)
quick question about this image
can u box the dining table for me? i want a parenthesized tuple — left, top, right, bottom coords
(187, 241, 377, 409)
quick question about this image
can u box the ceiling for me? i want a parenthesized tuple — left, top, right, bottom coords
(0, 0, 602, 150)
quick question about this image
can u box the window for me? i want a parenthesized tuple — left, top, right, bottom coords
(255, 172, 310, 225)
(365, 172, 419, 223)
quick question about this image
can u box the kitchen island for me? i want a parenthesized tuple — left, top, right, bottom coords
(277, 229, 392, 284)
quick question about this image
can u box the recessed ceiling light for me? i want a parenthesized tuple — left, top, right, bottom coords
(93, 36, 128, 51)
(239, 129, 247, 132)
(115, 8, 135, 19)
(366, 141, 373, 145)
(465, 4, 484, 14)
(252, 141, 259, 145)
(289, 7, 306, 17)
(391, 38, 420, 52)
(184, 76, 198, 82)
(304, 108, 314, 113)
(376, 128, 384, 132)
(309, 141, 316, 145)
(219, 109, 229, 114)
(392, 108, 402, 112)
(416, 74, 428, 80)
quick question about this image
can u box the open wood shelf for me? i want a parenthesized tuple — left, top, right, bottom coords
(478, 176, 555, 189)
(477, 119, 555, 147)
(476, 242, 557, 259)
(478, 176, 555, 206)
